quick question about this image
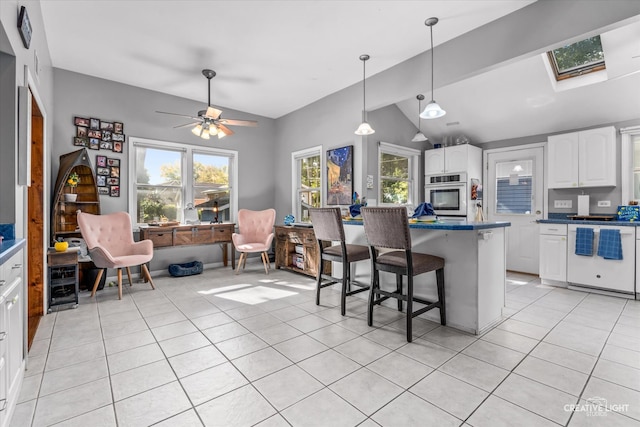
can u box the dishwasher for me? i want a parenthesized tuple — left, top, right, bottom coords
(567, 224, 635, 295)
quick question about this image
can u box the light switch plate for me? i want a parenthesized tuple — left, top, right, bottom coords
(597, 200, 611, 207)
(554, 200, 572, 208)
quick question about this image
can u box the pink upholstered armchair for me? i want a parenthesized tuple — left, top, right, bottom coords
(232, 208, 276, 274)
(77, 211, 155, 299)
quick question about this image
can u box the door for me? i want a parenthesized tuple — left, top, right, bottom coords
(424, 149, 445, 175)
(486, 146, 544, 274)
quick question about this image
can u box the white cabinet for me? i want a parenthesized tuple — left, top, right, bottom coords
(0, 248, 24, 427)
(539, 224, 567, 282)
(425, 145, 482, 176)
(547, 126, 616, 188)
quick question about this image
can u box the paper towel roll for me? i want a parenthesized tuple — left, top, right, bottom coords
(578, 195, 590, 216)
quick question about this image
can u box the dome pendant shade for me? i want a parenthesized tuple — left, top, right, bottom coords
(411, 131, 428, 142)
(420, 100, 446, 119)
(412, 94, 429, 142)
(354, 54, 375, 135)
(355, 122, 375, 135)
(422, 17, 446, 120)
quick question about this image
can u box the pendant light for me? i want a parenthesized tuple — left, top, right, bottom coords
(420, 17, 446, 119)
(411, 94, 428, 142)
(355, 54, 375, 135)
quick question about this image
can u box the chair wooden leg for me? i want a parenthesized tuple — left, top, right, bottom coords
(235, 253, 245, 274)
(141, 264, 155, 290)
(126, 267, 133, 286)
(90, 269, 104, 297)
(437, 268, 446, 325)
(117, 268, 123, 300)
(261, 252, 270, 274)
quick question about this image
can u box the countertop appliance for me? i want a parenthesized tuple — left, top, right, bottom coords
(425, 172, 468, 218)
(567, 224, 635, 296)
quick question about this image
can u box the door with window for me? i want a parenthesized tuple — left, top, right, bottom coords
(486, 146, 544, 274)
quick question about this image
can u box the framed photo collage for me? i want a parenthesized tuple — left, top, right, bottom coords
(73, 116, 124, 153)
(95, 155, 120, 197)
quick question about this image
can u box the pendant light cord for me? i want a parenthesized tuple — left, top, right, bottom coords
(430, 24, 435, 102)
(362, 57, 367, 122)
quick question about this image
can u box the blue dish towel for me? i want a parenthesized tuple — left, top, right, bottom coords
(575, 227, 594, 256)
(349, 204, 362, 217)
(411, 203, 435, 218)
(597, 229, 623, 260)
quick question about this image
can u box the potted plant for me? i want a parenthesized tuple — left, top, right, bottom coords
(65, 171, 80, 201)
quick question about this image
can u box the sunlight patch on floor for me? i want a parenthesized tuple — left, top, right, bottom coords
(213, 285, 298, 305)
(197, 284, 253, 295)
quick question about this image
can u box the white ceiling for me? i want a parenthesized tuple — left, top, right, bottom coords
(39, 1, 640, 143)
(40, 0, 533, 119)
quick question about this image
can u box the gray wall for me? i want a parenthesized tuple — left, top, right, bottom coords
(52, 68, 277, 267)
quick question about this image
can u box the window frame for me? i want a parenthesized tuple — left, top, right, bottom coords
(377, 141, 421, 208)
(621, 126, 640, 203)
(291, 145, 323, 222)
(546, 35, 606, 82)
(128, 137, 238, 227)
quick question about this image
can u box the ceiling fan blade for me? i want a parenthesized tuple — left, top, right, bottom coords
(218, 124, 234, 137)
(157, 111, 201, 121)
(174, 121, 201, 129)
(218, 119, 258, 127)
(205, 107, 222, 119)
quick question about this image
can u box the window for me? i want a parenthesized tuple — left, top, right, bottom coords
(291, 146, 322, 222)
(129, 137, 238, 226)
(621, 126, 640, 203)
(494, 160, 532, 214)
(547, 35, 605, 81)
(378, 142, 420, 206)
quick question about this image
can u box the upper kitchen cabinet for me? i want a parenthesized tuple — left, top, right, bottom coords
(547, 126, 616, 188)
(425, 144, 482, 176)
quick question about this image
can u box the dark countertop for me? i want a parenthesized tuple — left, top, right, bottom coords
(538, 219, 638, 227)
(343, 219, 510, 230)
(0, 239, 26, 265)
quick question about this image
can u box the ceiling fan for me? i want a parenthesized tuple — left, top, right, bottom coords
(156, 69, 257, 140)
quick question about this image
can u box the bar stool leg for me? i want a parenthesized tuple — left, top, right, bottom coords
(368, 268, 378, 326)
(341, 259, 349, 315)
(437, 268, 446, 325)
(396, 274, 403, 312)
(406, 275, 413, 342)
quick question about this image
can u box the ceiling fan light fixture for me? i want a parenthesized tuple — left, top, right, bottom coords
(355, 54, 375, 135)
(355, 122, 375, 136)
(192, 124, 203, 136)
(420, 100, 446, 119)
(217, 128, 227, 139)
(422, 17, 446, 120)
(208, 125, 218, 136)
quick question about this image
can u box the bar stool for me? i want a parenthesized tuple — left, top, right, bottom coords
(361, 207, 446, 342)
(309, 207, 370, 315)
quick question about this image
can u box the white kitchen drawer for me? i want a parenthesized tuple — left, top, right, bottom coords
(539, 224, 567, 236)
(0, 251, 23, 289)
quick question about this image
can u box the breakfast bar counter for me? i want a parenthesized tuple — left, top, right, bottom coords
(342, 219, 510, 335)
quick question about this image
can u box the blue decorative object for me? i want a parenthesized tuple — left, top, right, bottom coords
(349, 204, 362, 218)
(284, 214, 295, 226)
(168, 261, 204, 277)
(411, 203, 436, 218)
(617, 205, 639, 221)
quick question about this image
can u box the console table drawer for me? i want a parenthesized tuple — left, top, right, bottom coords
(212, 226, 232, 242)
(144, 230, 173, 247)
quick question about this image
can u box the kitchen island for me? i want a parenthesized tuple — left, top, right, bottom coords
(342, 219, 510, 335)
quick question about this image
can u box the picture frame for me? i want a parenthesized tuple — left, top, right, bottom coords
(90, 118, 100, 129)
(18, 6, 32, 49)
(88, 129, 102, 139)
(89, 139, 100, 150)
(96, 175, 106, 187)
(73, 137, 88, 147)
(107, 177, 119, 186)
(110, 166, 120, 178)
(97, 167, 110, 176)
(111, 133, 125, 142)
(110, 186, 120, 197)
(76, 126, 88, 138)
(326, 145, 353, 205)
(99, 141, 112, 150)
(74, 116, 90, 127)
(107, 158, 120, 167)
(96, 155, 107, 168)
(114, 122, 123, 134)
(102, 130, 112, 142)
(100, 121, 114, 132)
(113, 141, 123, 153)
(98, 187, 109, 195)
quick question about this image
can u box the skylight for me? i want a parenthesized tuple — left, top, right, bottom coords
(547, 35, 606, 81)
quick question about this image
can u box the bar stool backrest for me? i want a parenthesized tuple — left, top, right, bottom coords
(309, 207, 345, 243)
(361, 207, 411, 250)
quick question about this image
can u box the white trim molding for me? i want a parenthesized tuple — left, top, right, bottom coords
(620, 126, 640, 204)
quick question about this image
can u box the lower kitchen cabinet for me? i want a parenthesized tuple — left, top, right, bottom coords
(539, 224, 567, 282)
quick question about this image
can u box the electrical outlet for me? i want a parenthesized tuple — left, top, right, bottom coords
(554, 200, 572, 209)
(597, 200, 611, 207)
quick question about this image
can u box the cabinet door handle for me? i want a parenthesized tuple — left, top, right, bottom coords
(0, 280, 5, 286)
(0, 332, 6, 341)
(12, 264, 22, 269)
(7, 295, 19, 307)
(0, 398, 6, 411)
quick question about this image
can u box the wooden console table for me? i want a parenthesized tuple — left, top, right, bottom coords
(275, 225, 330, 278)
(140, 223, 236, 268)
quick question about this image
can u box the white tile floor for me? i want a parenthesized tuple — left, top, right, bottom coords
(11, 265, 640, 427)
